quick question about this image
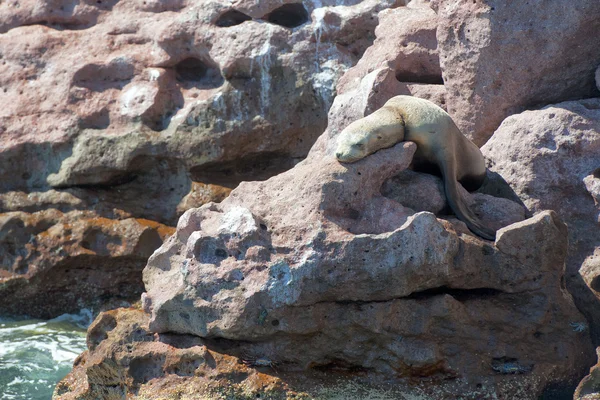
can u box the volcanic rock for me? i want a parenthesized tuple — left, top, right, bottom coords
(0, 0, 404, 318)
(482, 98, 600, 343)
(0, 209, 173, 318)
(135, 86, 591, 398)
(337, 0, 442, 93)
(431, 0, 600, 145)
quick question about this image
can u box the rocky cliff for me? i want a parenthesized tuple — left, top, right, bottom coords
(1, 0, 401, 317)
(0, 0, 599, 399)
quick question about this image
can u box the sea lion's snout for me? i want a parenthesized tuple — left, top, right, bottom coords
(335, 137, 367, 163)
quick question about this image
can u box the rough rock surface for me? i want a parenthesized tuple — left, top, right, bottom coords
(0, 209, 174, 318)
(0, 0, 405, 319)
(61, 307, 580, 400)
(337, 0, 442, 93)
(132, 82, 590, 398)
(51, 1, 600, 397)
(575, 347, 600, 400)
(431, 0, 600, 145)
(57, 116, 592, 399)
(482, 98, 600, 343)
(0, 0, 399, 210)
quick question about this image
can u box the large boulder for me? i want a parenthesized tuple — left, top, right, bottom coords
(431, 0, 600, 145)
(482, 98, 600, 343)
(136, 86, 591, 397)
(56, 107, 593, 398)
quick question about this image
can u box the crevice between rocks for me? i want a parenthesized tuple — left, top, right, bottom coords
(310, 286, 506, 307)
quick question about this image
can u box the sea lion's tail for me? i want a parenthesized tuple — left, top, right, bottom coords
(443, 173, 496, 241)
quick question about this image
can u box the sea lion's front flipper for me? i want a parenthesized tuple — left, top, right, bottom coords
(442, 160, 496, 241)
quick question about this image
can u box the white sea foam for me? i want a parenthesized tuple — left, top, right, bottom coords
(0, 310, 90, 400)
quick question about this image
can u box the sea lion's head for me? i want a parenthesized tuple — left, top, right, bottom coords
(335, 111, 404, 163)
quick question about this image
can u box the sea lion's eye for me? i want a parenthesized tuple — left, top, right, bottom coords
(352, 142, 364, 149)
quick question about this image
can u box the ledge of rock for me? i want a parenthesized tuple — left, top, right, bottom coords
(0, 210, 174, 318)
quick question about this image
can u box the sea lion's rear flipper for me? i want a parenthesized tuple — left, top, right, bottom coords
(442, 163, 496, 241)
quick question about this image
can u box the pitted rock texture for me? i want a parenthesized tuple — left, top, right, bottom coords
(337, 0, 442, 93)
(138, 88, 590, 397)
(142, 137, 590, 383)
(0, 209, 174, 318)
(54, 306, 591, 400)
(482, 98, 600, 343)
(0, 0, 406, 318)
(431, 0, 600, 145)
(0, 0, 400, 201)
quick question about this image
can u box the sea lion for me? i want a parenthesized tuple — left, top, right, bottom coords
(335, 95, 495, 240)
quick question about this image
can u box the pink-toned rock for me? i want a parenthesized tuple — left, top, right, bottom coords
(337, 0, 441, 93)
(137, 89, 589, 396)
(383, 170, 526, 232)
(0, 209, 174, 318)
(482, 98, 600, 342)
(0, 0, 416, 320)
(431, 0, 600, 145)
(0, 0, 398, 195)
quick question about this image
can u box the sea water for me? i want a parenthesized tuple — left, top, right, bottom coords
(0, 310, 91, 400)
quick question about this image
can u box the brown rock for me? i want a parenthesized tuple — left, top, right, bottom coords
(0, 210, 174, 318)
(481, 98, 600, 342)
(431, 0, 600, 145)
(574, 347, 600, 400)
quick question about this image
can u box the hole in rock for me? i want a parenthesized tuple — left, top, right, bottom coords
(190, 152, 299, 188)
(406, 286, 503, 301)
(129, 354, 166, 384)
(265, 3, 309, 28)
(78, 108, 110, 130)
(312, 360, 369, 373)
(590, 275, 600, 292)
(59, 172, 138, 190)
(216, 10, 252, 27)
(395, 70, 444, 85)
(271, 319, 279, 326)
(175, 57, 208, 81)
(80, 228, 122, 256)
(174, 57, 223, 89)
(214, 248, 228, 258)
(86, 0, 120, 10)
